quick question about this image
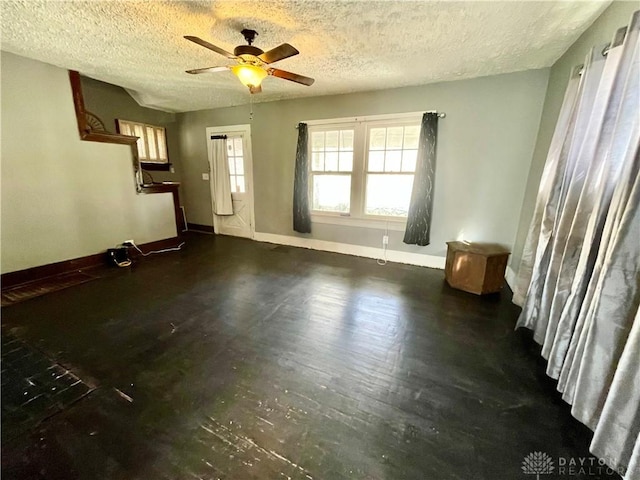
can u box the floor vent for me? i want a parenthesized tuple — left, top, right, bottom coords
(1, 271, 97, 306)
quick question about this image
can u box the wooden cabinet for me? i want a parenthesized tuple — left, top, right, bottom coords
(445, 241, 510, 295)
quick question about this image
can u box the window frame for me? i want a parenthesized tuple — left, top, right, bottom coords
(307, 113, 422, 230)
(116, 119, 170, 171)
(226, 136, 247, 194)
(308, 123, 357, 216)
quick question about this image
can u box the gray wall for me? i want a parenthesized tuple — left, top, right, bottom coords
(81, 76, 181, 186)
(511, 1, 638, 270)
(178, 69, 549, 258)
(1, 52, 176, 274)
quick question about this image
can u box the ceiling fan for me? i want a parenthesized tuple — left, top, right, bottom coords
(184, 29, 315, 94)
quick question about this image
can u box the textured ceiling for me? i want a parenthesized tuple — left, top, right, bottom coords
(1, 1, 610, 112)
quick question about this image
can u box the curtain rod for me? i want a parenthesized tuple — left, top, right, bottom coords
(576, 25, 628, 76)
(210, 134, 228, 140)
(295, 111, 446, 128)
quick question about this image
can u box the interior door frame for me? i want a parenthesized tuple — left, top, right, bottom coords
(205, 124, 255, 239)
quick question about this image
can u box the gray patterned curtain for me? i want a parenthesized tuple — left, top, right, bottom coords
(403, 112, 439, 246)
(293, 123, 311, 233)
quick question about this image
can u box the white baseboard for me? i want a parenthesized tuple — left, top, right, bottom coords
(505, 265, 517, 291)
(253, 232, 446, 269)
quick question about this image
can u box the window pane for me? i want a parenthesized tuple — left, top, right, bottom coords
(312, 152, 324, 171)
(340, 130, 354, 150)
(386, 127, 403, 149)
(156, 128, 167, 161)
(365, 174, 414, 217)
(235, 157, 244, 175)
(313, 175, 351, 213)
(235, 175, 246, 193)
(404, 126, 420, 149)
(325, 152, 339, 171)
(370, 128, 386, 150)
(133, 125, 147, 159)
(119, 122, 132, 136)
(233, 137, 243, 155)
(325, 131, 339, 151)
(385, 150, 402, 172)
(368, 151, 384, 172)
(339, 151, 353, 172)
(402, 149, 418, 172)
(146, 127, 158, 161)
(228, 157, 235, 175)
(227, 140, 234, 156)
(312, 131, 324, 151)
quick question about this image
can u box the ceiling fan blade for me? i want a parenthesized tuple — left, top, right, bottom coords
(249, 85, 262, 94)
(184, 36, 236, 59)
(185, 66, 229, 74)
(268, 68, 315, 86)
(259, 43, 299, 64)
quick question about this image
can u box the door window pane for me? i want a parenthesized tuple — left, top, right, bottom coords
(365, 174, 414, 217)
(234, 175, 246, 193)
(235, 157, 244, 175)
(233, 137, 243, 155)
(312, 175, 351, 213)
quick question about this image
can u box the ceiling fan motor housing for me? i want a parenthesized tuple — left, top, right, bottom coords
(234, 44, 264, 61)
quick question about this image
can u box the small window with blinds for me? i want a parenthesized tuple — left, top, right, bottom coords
(116, 119, 170, 170)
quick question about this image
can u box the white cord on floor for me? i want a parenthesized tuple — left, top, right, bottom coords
(128, 242, 185, 257)
(377, 245, 388, 266)
(377, 222, 389, 266)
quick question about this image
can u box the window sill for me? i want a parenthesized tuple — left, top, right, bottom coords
(141, 162, 172, 171)
(311, 214, 406, 231)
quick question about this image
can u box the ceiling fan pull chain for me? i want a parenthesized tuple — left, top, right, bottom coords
(249, 95, 254, 121)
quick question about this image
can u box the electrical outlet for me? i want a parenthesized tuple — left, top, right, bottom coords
(123, 239, 135, 246)
(202, 173, 210, 180)
(382, 235, 389, 246)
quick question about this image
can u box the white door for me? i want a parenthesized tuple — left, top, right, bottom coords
(206, 125, 255, 239)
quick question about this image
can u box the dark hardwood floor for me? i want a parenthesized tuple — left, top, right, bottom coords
(1, 233, 617, 479)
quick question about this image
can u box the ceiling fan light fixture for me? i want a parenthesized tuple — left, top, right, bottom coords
(230, 64, 268, 88)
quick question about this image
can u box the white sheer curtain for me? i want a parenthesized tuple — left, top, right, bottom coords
(209, 138, 233, 215)
(514, 11, 639, 478)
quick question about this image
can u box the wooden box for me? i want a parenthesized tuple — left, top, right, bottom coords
(445, 241, 510, 295)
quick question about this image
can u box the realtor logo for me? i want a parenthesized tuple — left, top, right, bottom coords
(522, 451, 555, 479)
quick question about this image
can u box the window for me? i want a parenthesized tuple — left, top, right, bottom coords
(226, 137, 246, 193)
(365, 125, 419, 217)
(310, 128, 354, 213)
(308, 114, 421, 226)
(116, 119, 169, 167)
